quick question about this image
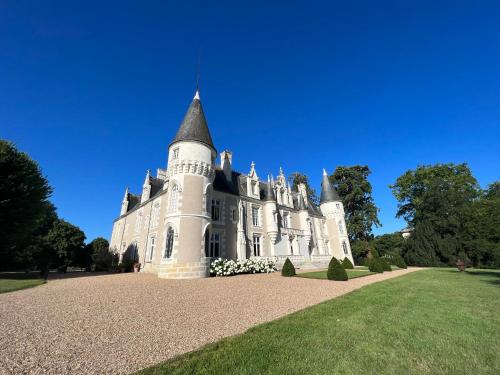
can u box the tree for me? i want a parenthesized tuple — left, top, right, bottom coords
(77, 237, 109, 271)
(0, 140, 53, 269)
(43, 219, 86, 274)
(372, 233, 405, 257)
(288, 172, 318, 204)
(329, 166, 381, 242)
(401, 221, 441, 266)
(390, 163, 479, 236)
(461, 182, 500, 267)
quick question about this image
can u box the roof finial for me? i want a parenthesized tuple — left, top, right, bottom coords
(195, 48, 201, 98)
(323, 168, 328, 176)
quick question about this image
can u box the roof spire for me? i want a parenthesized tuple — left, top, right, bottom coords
(171, 90, 215, 151)
(320, 169, 341, 203)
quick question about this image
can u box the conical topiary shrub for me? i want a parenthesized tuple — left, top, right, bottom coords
(341, 257, 354, 269)
(327, 257, 348, 281)
(281, 257, 296, 277)
(381, 258, 392, 272)
(368, 258, 384, 273)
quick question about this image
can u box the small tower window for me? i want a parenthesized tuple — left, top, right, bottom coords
(336, 203, 340, 209)
(342, 241, 349, 255)
(164, 227, 174, 259)
(172, 148, 179, 160)
(338, 220, 344, 234)
(170, 185, 178, 212)
(253, 235, 261, 256)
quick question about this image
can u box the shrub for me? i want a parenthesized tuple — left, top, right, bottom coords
(327, 257, 348, 281)
(368, 258, 384, 273)
(341, 258, 354, 269)
(381, 258, 392, 272)
(391, 254, 407, 269)
(210, 258, 277, 277)
(326, 257, 348, 281)
(281, 258, 296, 277)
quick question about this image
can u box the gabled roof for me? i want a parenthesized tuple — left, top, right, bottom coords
(171, 90, 215, 151)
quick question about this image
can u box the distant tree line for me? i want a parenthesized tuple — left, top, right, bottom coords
(0, 140, 117, 278)
(291, 163, 499, 268)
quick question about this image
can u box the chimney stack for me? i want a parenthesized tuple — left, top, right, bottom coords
(220, 150, 233, 182)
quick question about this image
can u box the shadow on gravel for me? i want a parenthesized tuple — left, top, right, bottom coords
(0, 271, 114, 281)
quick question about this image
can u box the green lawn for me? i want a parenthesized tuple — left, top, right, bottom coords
(137, 269, 500, 375)
(298, 269, 375, 279)
(0, 278, 45, 294)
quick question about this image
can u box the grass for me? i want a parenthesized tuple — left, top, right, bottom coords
(0, 277, 45, 293)
(298, 269, 375, 279)
(137, 268, 500, 375)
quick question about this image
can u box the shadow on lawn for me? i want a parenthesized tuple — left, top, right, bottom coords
(465, 269, 500, 286)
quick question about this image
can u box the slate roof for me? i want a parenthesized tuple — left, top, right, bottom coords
(320, 172, 341, 203)
(171, 91, 215, 151)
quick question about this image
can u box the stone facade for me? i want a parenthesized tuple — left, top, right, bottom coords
(109, 90, 354, 278)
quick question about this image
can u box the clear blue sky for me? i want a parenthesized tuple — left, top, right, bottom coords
(2, 1, 499, 242)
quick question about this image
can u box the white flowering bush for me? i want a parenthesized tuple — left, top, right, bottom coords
(210, 258, 276, 277)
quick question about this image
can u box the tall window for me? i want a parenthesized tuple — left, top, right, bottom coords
(164, 227, 174, 259)
(151, 203, 160, 227)
(282, 212, 289, 228)
(147, 236, 156, 262)
(231, 208, 237, 221)
(253, 235, 261, 256)
(338, 220, 344, 234)
(208, 232, 220, 257)
(252, 207, 259, 226)
(342, 241, 349, 255)
(170, 185, 178, 212)
(211, 199, 220, 221)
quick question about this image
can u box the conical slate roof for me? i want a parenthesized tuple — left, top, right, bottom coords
(320, 169, 341, 203)
(264, 177, 276, 201)
(171, 91, 215, 150)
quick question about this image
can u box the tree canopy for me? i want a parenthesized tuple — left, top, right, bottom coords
(0, 140, 53, 268)
(288, 172, 318, 204)
(329, 166, 381, 242)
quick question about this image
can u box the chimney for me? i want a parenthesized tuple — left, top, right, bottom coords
(220, 150, 233, 182)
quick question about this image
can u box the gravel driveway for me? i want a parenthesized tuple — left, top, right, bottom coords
(0, 268, 420, 374)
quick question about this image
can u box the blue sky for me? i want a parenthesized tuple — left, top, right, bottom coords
(2, 1, 499, 242)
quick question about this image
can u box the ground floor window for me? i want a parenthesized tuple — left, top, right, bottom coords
(208, 232, 220, 257)
(253, 235, 261, 256)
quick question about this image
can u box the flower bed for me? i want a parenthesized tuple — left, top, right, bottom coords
(210, 258, 277, 277)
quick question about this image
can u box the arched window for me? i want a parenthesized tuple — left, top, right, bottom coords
(164, 227, 174, 259)
(342, 241, 349, 255)
(170, 185, 178, 212)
